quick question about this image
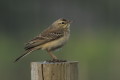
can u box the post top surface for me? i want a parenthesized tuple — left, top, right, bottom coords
(31, 61, 79, 64)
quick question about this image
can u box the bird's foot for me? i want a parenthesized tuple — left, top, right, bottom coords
(47, 59, 67, 63)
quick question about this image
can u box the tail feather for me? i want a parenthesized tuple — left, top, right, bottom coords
(14, 49, 33, 62)
(14, 46, 41, 62)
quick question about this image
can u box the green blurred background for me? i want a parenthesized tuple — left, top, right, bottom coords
(0, 0, 120, 80)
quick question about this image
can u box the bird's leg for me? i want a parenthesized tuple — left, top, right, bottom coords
(47, 50, 58, 60)
(46, 50, 67, 62)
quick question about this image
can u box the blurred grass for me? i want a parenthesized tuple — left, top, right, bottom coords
(1, 27, 120, 80)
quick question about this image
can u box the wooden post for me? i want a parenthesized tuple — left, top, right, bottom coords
(31, 61, 79, 80)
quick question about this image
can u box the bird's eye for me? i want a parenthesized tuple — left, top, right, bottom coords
(61, 22, 65, 24)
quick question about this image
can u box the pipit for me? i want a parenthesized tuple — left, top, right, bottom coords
(14, 18, 72, 62)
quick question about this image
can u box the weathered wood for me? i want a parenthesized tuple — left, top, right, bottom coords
(31, 61, 79, 80)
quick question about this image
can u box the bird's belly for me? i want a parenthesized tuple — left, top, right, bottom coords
(41, 35, 69, 51)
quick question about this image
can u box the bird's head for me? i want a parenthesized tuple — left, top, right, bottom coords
(52, 18, 72, 29)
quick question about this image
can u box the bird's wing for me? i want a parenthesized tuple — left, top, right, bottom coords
(24, 28, 64, 50)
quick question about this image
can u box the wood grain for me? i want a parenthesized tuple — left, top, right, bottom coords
(31, 61, 79, 80)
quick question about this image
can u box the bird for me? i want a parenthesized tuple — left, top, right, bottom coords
(14, 18, 72, 62)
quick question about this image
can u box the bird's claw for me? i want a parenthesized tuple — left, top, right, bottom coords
(47, 59, 67, 63)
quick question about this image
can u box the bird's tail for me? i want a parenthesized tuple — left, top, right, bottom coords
(14, 47, 39, 62)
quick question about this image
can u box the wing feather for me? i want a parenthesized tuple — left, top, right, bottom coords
(24, 28, 64, 50)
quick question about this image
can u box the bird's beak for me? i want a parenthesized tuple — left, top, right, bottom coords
(67, 20, 72, 23)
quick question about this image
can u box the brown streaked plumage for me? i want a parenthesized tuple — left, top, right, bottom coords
(14, 18, 71, 62)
